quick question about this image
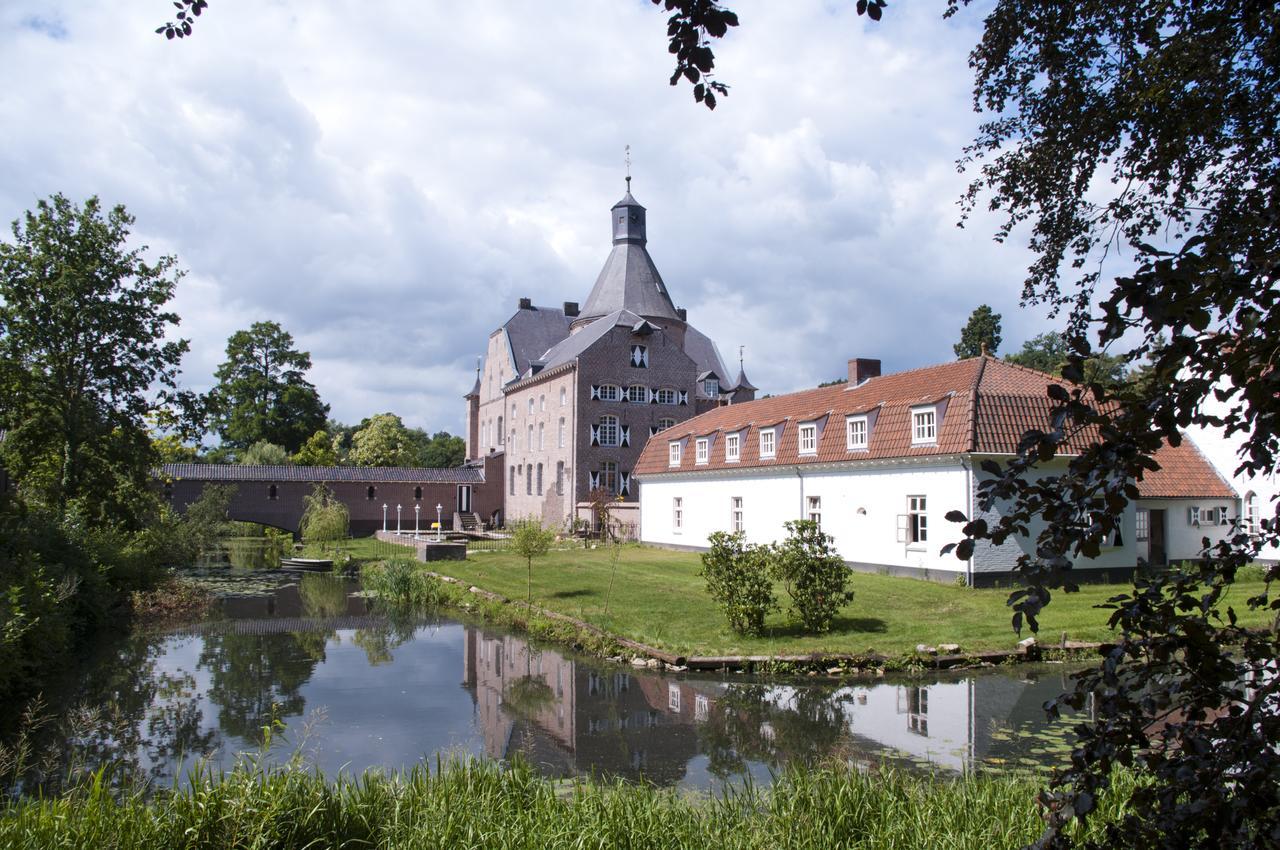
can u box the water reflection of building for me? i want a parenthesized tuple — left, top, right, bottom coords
(461, 628, 723, 784)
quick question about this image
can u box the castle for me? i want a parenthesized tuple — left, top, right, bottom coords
(465, 185, 754, 528)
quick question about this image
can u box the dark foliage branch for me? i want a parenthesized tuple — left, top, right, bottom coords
(155, 0, 207, 40)
(937, 0, 1280, 845)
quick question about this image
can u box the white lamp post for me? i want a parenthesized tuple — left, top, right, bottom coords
(414, 503, 421, 537)
(436, 503, 443, 541)
(396, 503, 402, 534)
(382, 503, 388, 532)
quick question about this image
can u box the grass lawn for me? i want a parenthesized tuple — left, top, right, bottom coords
(431, 544, 1273, 659)
(300, 535, 415, 565)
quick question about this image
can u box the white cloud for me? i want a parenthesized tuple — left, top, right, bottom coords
(0, 0, 1066, 433)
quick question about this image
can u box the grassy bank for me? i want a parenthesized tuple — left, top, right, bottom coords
(428, 545, 1273, 660)
(0, 759, 1132, 849)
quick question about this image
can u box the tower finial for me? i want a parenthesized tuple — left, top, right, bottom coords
(625, 144, 631, 192)
(739, 345, 744, 371)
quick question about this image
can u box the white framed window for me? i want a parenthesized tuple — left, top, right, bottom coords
(807, 495, 821, 527)
(760, 428, 776, 458)
(654, 388, 678, 405)
(597, 384, 621, 402)
(1136, 509, 1150, 542)
(725, 433, 740, 462)
(695, 437, 709, 464)
(846, 415, 868, 451)
(656, 417, 675, 432)
(558, 417, 565, 448)
(703, 376, 719, 396)
(631, 345, 649, 368)
(799, 423, 818, 455)
(669, 441, 682, 466)
(560, 387, 566, 406)
(732, 496, 743, 532)
(1245, 491, 1260, 536)
(599, 461, 618, 494)
(668, 683, 681, 712)
(627, 385, 648, 403)
(912, 407, 937, 444)
(598, 415, 620, 447)
(673, 496, 683, 532)
(902, 495, 927, 546)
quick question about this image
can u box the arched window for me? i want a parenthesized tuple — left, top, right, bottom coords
(509, 466, 516, 496)
(560, 387, 567, 406)
(367, 486, 376, 500)
(526, 464, 533, 495)
(414, 486, 423, 501)
(527, 425, 534, 449)
(268, 484, 278, 501)
(539, 394, 546, 411)
(1245, 491, 1260, 535)
(598, 415, 619, 447)
(536, 463, 544, 495)
(556, 461, 565, 496)
(497, 415, 504, 444)
(558, 417, 566, 448)
(528, 398, 535, 414)
(538, 423, 544, 450)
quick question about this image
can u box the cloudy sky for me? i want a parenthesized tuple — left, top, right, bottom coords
(0, 1, 1064, 437)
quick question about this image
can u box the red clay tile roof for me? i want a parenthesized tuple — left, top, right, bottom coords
(1141, 439, 1237, 499)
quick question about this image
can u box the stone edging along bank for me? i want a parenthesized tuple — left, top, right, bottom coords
(420, 570, 1104, 676)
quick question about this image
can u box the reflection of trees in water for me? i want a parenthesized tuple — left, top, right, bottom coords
(3, 631, 222, 795)
(198, 630, 326, 744)
(698, 684, 850, 779)
(352, 608, 425, 666)
(299, 574, 349, 619)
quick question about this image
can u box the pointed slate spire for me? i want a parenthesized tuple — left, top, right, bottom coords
(580, 181, 680, 322)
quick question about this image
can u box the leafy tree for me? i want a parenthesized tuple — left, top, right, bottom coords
(207, 321, 328, 454)
(770, 519, 852, 633)
(0, 195, 188, 526)
(292, 429, 338, 466)
(509, 519, 556, 609)
(417, 430, 466, 468)
(953, 304, 1002, 358)
(299, 485, 349, 553)
(348, 414, 417, 467)
(1006, 332, 1126, 387)
(699, 531, 776, 636)
(237, 440, 290, 466)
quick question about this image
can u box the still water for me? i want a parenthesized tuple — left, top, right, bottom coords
(40, 571, 1081, 792)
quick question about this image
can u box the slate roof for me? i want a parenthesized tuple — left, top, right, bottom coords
(160, 464, 485, 484)
(501, 306, 573, 377)
(1137, 437, 1237, 499)
(537, 309, 646, 372)
(580, 243, 680, 322)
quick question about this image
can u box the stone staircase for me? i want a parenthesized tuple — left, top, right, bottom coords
(455, 512, 482, 532)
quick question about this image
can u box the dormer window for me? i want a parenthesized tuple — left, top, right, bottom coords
(846, 415, 868, 451)
(798, 423, 818, 455)
(630, 345, 649, 368)
(912, 406, 937, 444)
(759, 428, 776, 458)
(704, 377, 719, 396)
(669, 441, 682, 466)
(695, 437, 709, 464)
(725, 433, 740, 462)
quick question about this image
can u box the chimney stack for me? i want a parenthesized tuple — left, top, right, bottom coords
(848, 358, 881, 386)
(563, 301, 579, 317)
(518, 297, 533, 310)
(675, 307, 688, 321)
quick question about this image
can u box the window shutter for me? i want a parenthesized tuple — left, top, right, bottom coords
(588, 471, 600, 490)
(619, 472, 631, 495)
(1219, 507, 1230, 526)
(678, 390, 688, 406)
(590, 385, 601, 401)
(590, 425, 600, 446)
(896, 514, 908, 543)
(620, 425, 630, 447)
(650, 392, 658, 404)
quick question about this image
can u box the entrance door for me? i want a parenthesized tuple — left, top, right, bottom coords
(457, 485, 472, 513)
(1148, 509, 1167, 566)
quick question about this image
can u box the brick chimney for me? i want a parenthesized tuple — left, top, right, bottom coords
(848, 358, 881, 386)
(518, 297, 533, 310)
(563, 301, 579, 317)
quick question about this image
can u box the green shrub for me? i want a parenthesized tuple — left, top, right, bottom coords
(770, 520, 853, 633)
(700, 531, 776, 636)
(362, 559, 457, 608)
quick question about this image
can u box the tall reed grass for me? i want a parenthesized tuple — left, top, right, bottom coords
(0, 757, 1136, 849)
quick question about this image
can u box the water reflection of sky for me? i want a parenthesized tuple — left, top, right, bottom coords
(48, 576, 1082, 792)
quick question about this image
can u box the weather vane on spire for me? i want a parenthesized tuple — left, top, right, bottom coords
(739, 345, 745, 370)
(625, 144, 632, 192)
